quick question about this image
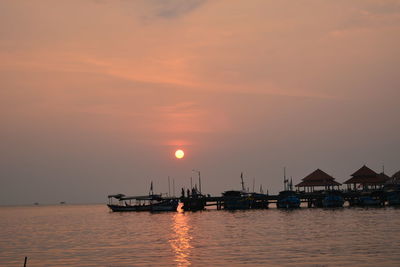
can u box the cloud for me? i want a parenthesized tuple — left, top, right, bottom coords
(152, 0, 207, 19)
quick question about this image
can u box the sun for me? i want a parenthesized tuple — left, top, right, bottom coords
(175, 149, 185, 159)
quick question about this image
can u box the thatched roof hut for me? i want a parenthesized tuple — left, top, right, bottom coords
(296, 169, 341, 192)
(344, 165, 387, 190)
(392, 170, 400, 182)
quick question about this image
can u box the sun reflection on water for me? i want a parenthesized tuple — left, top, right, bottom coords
(170, 208, 192, 266)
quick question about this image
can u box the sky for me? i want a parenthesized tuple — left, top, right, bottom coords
(1, 0, 399, 205)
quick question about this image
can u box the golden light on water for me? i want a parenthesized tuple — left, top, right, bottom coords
(170, 208, 192, 266)
(175, 149, 185, 159)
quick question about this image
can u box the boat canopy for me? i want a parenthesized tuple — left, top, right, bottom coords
(119, 194, 162, 201)
(108, 194, 125, 199)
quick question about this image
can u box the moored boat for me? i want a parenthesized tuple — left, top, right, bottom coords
(322, 192, 344, 208)
(107, 183, 179, 212)
(107, 194, 179, 212)
(277, 169, 300, 209)
(222, 190, 252, 210)
(387, 190, 400, 206)
(312, 190, 344, 208)
(277, 190, 301, 209)
(349, 191, 383, 207)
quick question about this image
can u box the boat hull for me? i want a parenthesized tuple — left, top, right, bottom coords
(277, 197, 301, 209)
(223, 198, 252, 210)
(387, 191, 400, 206)
(322, 195, 344, 208)
(277, 191, 300, 209)
(107, 199, 179, 212)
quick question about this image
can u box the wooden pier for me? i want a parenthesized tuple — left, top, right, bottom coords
(180, 190, 392, 211)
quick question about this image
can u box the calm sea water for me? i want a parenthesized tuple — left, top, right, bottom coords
(0, 204, 399, 266)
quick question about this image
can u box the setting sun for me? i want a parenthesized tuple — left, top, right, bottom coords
(175, 149, 185, 159)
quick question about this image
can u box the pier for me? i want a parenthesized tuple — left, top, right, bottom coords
(180, 190, 392, 211)
(108, 165, 400, 212)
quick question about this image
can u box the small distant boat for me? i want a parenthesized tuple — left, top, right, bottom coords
(60, 201, 66, 205)
(33, 202, 39, 206)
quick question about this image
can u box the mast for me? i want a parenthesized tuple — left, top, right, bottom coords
(290, 177, 293, 191)
(149, 181, 154, 196)
(284, 167, 287, 191)
(241, 172, 245, 191)
(199, 171, 202, 194)
(192, 169, 201, 194)
(173, 178, 175, 197)
(168, 176, 171, 197)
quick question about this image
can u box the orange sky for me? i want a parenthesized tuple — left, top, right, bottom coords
(1, 0, 400, 204)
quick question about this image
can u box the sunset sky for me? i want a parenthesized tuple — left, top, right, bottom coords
(1, 0, 399, 204)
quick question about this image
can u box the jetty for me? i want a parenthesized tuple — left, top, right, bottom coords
(108, 165, 400, 212)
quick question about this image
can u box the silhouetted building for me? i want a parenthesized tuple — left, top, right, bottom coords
(344, 165, 388, 190)
(295, 169, 341, 192)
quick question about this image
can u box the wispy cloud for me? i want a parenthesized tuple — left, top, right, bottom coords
(151, 0, 207, 19)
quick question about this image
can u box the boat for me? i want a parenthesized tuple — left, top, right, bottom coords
(222, 172, 253, 210)
(107, 183, 179, 212)
(349, 191, 382, 207)
(321, 191, 344, 208)
(311, 190, 344, 208)
(387, 190, 400, 206)
(222, 190, 252, 210)
(277, 190, 301, 209)
(249, 192, 269, 209)
(384, 179, 400, 206)
(357, 196, 381, 206)
(107, 194, 179, 212)
(181, 187, 206, 211)
(276, 170, 300, 209)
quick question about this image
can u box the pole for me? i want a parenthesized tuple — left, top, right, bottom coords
(173, 179, 175, 197)
(198, 171, 202, 194)
(168, 176, 171, 197)
(284, 167, 287, 191)
(24, 257, 27, 267)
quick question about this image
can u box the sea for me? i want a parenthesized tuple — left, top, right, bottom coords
(0, 204, 399, 266)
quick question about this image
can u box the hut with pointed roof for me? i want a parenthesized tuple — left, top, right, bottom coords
(295, 169, 341, 192)
(385, 170, 400, 189)
(392, 170, 400, 182)
(343, 165, 388, 190)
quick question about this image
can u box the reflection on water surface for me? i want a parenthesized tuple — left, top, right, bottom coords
(170, 210, 193, 266)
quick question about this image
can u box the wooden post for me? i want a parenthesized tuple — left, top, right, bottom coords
(24, 257, 27, 267)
